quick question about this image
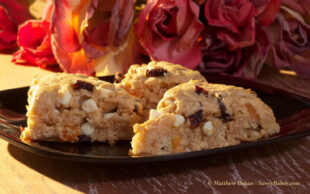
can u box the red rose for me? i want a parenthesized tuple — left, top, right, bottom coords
(12, 1, 59, 71)
(136, 0, 204, 69)
(193, 0, 205, 5)
(198, 26, 271, 78)
(266, 0, 310, 77)
(251, 0, 282, 26)
(0, 0, 31, 51)
(204, 0, 257, 50)
(0, 6, 17, 51)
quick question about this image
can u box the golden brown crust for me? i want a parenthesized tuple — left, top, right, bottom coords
(131, 80, 280, 156)
(118, 61, 207, 111)
(22, 73, 144, 144)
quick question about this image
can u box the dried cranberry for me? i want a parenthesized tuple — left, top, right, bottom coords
(114, 72, 125, 83)
(109, 107, 118, 113)
(255, 125, 263, 132)
(217, 97, 232, 122)
(133, 104, 139, 113)
(195, 85, 208, 97)
(146, 68, 168, 77)
(189, 109, 204, 128)
(82, 118, 88, 123)
(73, 80, 94, 91)
(78, 135, 91, 143)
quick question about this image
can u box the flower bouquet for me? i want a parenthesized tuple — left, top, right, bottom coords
(2, 0, 310, 78)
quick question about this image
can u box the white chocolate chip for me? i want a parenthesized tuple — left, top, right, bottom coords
(104, 112, 118, 119)
(60, 90, 72, 107)
(149, 109, 162, 119)
(174, 114, 185, 127)
(203, 121, 214, 136)
(82, 99, 98, 113)
(99, 88, 113, 98)
(53, 109, 59, 114)
(81, 122, 95, 136)
(165, 100, 174, 105)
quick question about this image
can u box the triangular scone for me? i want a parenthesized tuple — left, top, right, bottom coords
(21, 73, 144, 144)
(131, 80, 280, 156)
(116, 61, 206, 111)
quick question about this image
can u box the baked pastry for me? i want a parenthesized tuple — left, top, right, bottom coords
(131, 80, 280, 156)
(21, 73, 144, 144)
(116, 61, 206, 111)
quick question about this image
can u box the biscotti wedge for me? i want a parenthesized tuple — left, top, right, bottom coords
(21, 73, 143, 144)
(116, 61, 206, 111)
(131, 80, 280, 156)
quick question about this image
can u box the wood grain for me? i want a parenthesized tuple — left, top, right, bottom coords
(1, 54, 310, 193)
(0, 54, 52, 91)
(3, 137, 310, 194)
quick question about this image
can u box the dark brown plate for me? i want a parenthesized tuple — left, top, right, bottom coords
(1, 75, 310, 163)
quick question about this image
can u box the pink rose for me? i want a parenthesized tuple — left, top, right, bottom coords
(266, 0, 310, 77)
(12, 1, 59, 71)
(0, 0, 31, 51)
(83, 0, 135, 49)
(198, 26, 271, 78)
(204, 0, 257, 50)
(136, 0, 204, 69)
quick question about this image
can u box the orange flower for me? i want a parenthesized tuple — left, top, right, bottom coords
(50, 0, 141, 75)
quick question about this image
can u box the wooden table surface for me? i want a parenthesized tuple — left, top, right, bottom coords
(1, 54, 310, 194)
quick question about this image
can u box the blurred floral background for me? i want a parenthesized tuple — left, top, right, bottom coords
(1, 0, 310, 78)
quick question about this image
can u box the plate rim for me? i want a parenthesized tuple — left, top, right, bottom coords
(1, 129, 310, 163)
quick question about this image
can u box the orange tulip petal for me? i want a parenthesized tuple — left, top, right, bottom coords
(51, 0, 94, 75)
(51, 0, 85, 52)
(51, 36, 94, 75)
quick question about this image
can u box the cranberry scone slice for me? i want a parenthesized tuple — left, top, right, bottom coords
(21, 73, 143, 144)
(116, 61, 206, 111)
(131, 80, 280, 156)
